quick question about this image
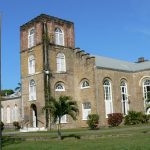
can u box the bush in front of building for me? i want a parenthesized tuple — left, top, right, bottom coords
(87, 114, 99, 130)
(124, 111, 150, 125)
(108, 113, 123, 127)
(13, 121, 21, 130)
(0, 121, 4, 131)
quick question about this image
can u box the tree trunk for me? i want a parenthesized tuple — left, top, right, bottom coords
(57, 119, 62, 140)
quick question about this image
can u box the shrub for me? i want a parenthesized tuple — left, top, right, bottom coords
(87, 114, 99, 130)
(13, 121, 21, 130)
(124, 111, 149, 125)
(0, 121, 4, 131)
(108, 113, 123, 127)
(140, 114, 150, 123)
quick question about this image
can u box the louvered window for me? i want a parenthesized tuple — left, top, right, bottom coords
(28, 28, 35, 48)
(56, 53, 66, 72)
(28, 55, 35, 74)
(55, 28, 64, 46)
(29, 80, 36, 100)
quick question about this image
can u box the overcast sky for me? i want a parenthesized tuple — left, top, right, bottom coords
(1, 0, 150, 89)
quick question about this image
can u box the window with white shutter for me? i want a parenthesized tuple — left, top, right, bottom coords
(56, 53, 66, 72)
(1, 106, 3, 122)
(120, 80, 129, 115)
(55, 28, 64, 46)
(29, 79, 36, 101)
(6, 106, 11, 123)
(103, 79, 113, 118)
(143, 79, 150, 114)
(14, 105, 18, 121)
(82, 102, 91, 120)
(28, 28, 35, 48)
(60, 115, 67, 123)
(28, 55, 35, 74)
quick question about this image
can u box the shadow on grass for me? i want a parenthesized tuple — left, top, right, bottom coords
(2, 136, 25, 147)
(61, 134, 81, 140)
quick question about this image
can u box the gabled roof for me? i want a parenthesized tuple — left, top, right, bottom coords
(95, 55, 150, 72)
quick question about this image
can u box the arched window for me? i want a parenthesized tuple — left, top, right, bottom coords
(120, 80, 129, 115)
(6, 106, 11, 123)
(28, 55, 35, 74)
(103, 79, 113, 117)
(29, 79, 36, 100)
(143, 79, 150, 114)
(55, 82, 65, 91)
(55, 28, 64, 46)
(81, 80, 90, 89)
(28, 28, 35, 48)
(14, 104, 18, 121)
(56, 53, 66, 72)
(1, 106, 4, 122)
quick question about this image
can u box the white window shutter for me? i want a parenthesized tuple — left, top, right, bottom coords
(60, 115, 67, 123)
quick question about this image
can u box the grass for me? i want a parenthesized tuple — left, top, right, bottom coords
(2, 124, 150, 150)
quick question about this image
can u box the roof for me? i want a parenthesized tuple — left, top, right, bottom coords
(95, 55, 150, 72)
(20, 14, 74, 30)
(2, 91, 21, 100)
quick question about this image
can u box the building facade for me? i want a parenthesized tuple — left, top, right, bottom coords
(1, 91, 21, 126)
(20, 14, 150, 129)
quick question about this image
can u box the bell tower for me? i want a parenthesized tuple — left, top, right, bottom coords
(20, 14, 75, 129)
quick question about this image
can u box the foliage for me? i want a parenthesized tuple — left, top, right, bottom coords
(87, 114, 99, 130)
(1, 121, 4, 131)
(13, 121, 21, 130)
(43, 96, 79, 139)
(108, 113, 123, 127)
(124, 111, 150, 125)
(15, 83, 21, 92)
(0, 89, 14, 96)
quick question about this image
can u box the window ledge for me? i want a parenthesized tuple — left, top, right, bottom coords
(56, 71, 67, 74)
(82, 119, 88, 121)
(29, 99, 36, 101)
(28, 73, 35, 76)
(55, 90, 65, 92)
(81, 86, 90, 89)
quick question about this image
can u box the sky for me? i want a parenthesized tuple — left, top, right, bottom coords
(1, 0, 150, 90)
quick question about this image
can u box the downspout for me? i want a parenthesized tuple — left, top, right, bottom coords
(42, 21, 51, 129)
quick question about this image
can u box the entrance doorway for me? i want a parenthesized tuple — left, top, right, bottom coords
(30, 104, 37, 128)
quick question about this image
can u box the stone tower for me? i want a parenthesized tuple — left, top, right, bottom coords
(20, 14, 75, 129)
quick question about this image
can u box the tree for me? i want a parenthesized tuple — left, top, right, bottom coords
(0, 89, 14, 96)
(15, 83, 21, 92)
(43, 96, 55, 130)
(43, 96, 79, 139)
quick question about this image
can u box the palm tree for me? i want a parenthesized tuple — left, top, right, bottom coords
(43, 96, 79, 139)
(43, 96, 55, 130)
(15, 83, 21, 92)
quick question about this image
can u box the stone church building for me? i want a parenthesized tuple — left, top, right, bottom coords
(18, 14, 150, 130)
(1, 91, 21, 128)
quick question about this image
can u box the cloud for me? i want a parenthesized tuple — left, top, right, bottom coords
(132, 28, 150, 37)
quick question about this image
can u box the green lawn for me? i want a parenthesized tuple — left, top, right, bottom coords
(2, 124, 150, 150)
